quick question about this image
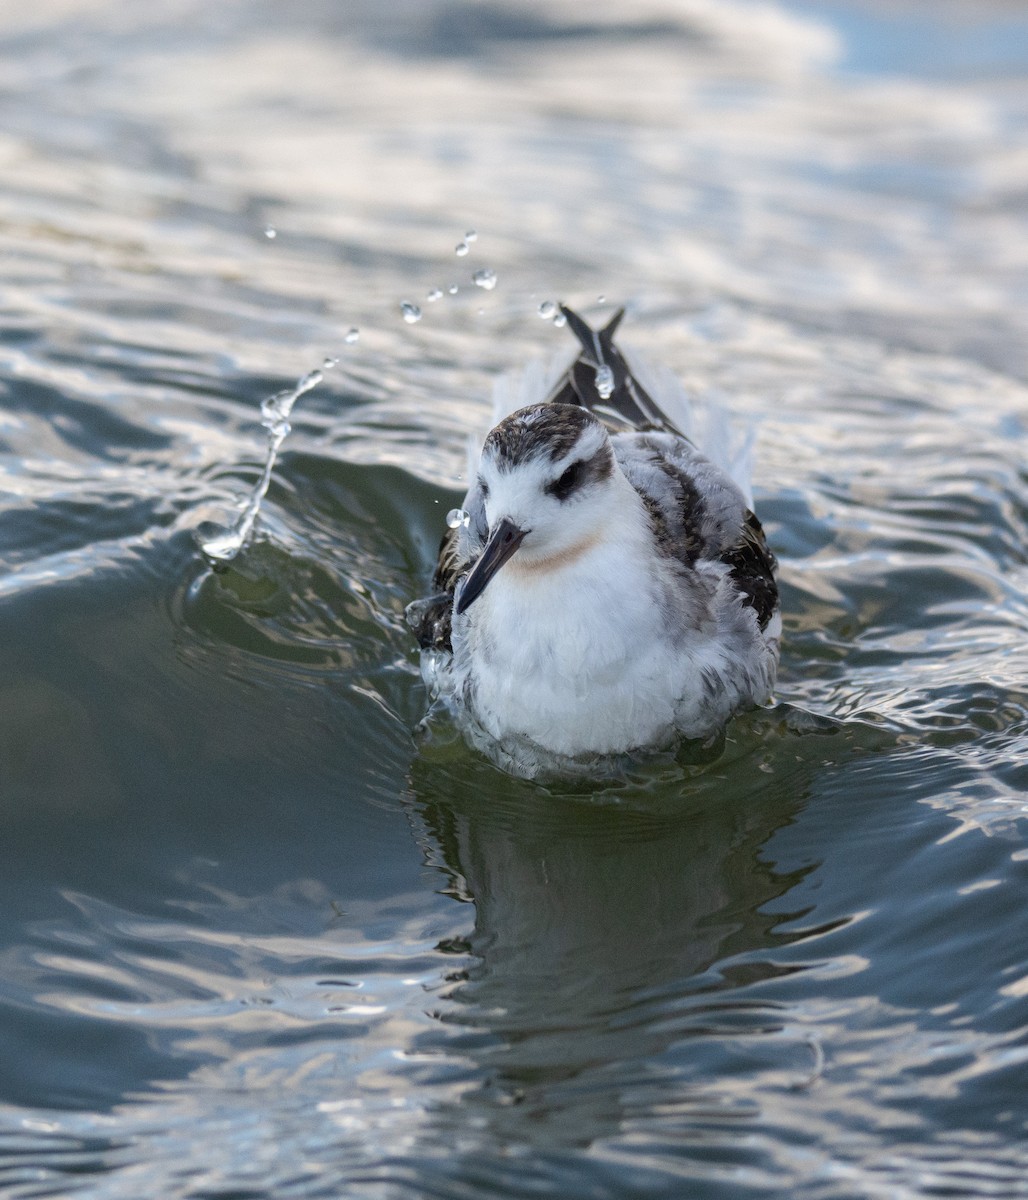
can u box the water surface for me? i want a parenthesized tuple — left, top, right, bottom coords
(1, 1, 1026, 1197)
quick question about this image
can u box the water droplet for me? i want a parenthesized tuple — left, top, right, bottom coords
(465, 230, 478, 242)
(538, 300, 556, 319)
(446, 508, 470, 530)
(401, 301, 422, 324)
(196, 522, 243, 563)
(323, 356, 339, 370)
(263, 226, 277, 239)
(344, 327, 360, 344)
(553, 312, 567, 328)
(426, 287, 443, 302)
(595, 364, 615, 400)
(447, 284, 459, 295)
(472, 268, 497, 291)
(455, 241, 469, 257)
(597, 294, 606, 304)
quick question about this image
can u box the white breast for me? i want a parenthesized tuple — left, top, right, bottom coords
(451, 500, 767, 761)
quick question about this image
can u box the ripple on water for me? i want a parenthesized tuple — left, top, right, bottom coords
(0, 0, 1026, 1196)
(1, 329, 1025, 1200)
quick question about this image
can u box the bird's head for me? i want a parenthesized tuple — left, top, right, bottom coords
(457, 404, 620, 614)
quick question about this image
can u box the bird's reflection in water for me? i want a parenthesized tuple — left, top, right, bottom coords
(402, 715, 844, 1161)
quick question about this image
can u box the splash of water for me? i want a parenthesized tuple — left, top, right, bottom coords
(193, 223, 531, 567)
(196, 368, 324, 564)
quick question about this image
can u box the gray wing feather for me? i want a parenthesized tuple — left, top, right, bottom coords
(614, 430, 778, 628)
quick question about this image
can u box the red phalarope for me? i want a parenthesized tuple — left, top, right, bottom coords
(407, 306, 780, 778)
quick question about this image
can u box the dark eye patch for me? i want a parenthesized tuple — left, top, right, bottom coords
(546, 459, 585, 502)
(477, 476, 490, 498)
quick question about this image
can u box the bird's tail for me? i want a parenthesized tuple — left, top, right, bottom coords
(476, 307, 758, 507)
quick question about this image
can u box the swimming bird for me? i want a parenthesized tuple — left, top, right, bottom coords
(407, 305, 780, 777)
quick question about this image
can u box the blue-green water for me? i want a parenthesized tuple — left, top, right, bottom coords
(1, 2, 1026, 1196)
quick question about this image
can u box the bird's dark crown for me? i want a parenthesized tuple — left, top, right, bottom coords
(483, 403, 602, 471)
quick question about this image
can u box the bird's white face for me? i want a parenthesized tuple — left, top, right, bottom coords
(481, 417, 615, 560)
(457, 405, 621, 613)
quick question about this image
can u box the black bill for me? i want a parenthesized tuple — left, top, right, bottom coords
(456, 518, 527, 614)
